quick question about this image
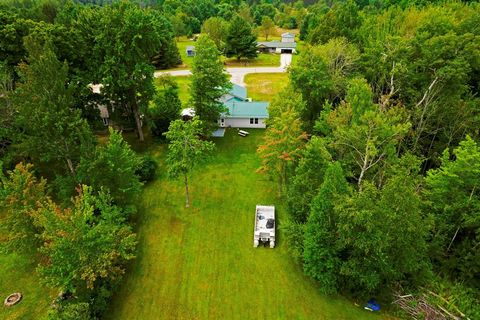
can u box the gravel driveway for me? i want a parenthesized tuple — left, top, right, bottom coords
(154, 54, 293, 86)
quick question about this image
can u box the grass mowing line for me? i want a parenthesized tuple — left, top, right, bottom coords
(106, 129, 393, 320)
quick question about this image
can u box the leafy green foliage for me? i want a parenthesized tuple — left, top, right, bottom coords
(0, 163, 47, 252)
(148, 75, 181, 137)
(225, 15, 258, 61)
(425, 136, 480, 286)
(164, 117, 215, 207)
(136, 155, 158, 183)
(13, 40, 95, 177)
(286, 136, 331, 223)
(35, 185, 137, 292)
(77, 128, 142, 207)
(257, 100, 308, 194)
(201, 17, 229, 51)
(290, 38, 359, 130)
(259, 16, 275, 41)
(303, 162, 348, 294)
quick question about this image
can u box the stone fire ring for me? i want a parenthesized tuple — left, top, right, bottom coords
(4, 293, 22, 307)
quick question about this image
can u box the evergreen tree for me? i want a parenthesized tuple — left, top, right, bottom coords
(190, 35, 230, 132)
(77, 128, 142, 207)
(225, 15, 258, 61)
(303, 162, 348, 294)
(13, 40, 95, 177)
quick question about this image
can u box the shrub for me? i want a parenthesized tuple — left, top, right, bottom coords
(136, 156, 158, 182)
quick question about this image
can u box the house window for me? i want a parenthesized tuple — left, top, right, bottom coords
(250, 118, 254, 124)
(254, 118, 259, 124)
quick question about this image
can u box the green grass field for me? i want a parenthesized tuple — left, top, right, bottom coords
(171, 37, 281, 70)
(0, 251, 53, 320)
(106, 130, 394, 320)
(175, 37, 195, 69)
(244, 73, 289, 102)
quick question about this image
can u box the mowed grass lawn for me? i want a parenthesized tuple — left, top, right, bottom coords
(171, 37, 281, 70)
(106, 130, 393, 320)
(244, 73, 289, 102)
(0, 251, 53, 320)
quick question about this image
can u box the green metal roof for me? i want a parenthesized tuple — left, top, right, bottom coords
(230, 83, 247, 100)
(224, 101, 269, 118)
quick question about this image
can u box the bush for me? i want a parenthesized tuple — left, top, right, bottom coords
(136, 156, 158, 182)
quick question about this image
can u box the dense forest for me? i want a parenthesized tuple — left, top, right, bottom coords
(1, 0, 479, 319)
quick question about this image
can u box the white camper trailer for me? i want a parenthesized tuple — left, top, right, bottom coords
(253, 205, 275, 248)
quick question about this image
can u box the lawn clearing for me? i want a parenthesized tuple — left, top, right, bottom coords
(223, 53, 280, 67)
(0, 252, 53, 320)
(244, 73, 289, 102)
(154, 75, 191, 106)
(168, 37, 195, 70)
(106, 129, 394, 320)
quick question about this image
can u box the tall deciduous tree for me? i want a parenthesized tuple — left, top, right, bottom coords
(290, 38, 359, 130)
(322, 78, 410, 188)
(425, 136, 480, 286)
(35, 185, 137, 292)
(257, 102, 308, 193)
(201, 17, 229, 51)
(190, 35, 230, 132)
(225, 15, 258, 61)
(259, 16, 275, 41)
(334, 157, 431, 294)
(0, 163, 47, 252)
(164, 117, 215, 207)
(14, 40, 95, 177)
(96, 3, 175, 141)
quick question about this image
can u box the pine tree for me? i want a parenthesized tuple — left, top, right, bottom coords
(225, 15, 258, 61)
(191, 35, 230, 133)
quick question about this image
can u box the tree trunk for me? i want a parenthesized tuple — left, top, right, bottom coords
(132, 104, 144, 142)
(66, 157, 76, 176)
(184, 173, 190, 208)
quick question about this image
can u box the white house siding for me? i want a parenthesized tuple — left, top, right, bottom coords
(224, 118, 266, 128)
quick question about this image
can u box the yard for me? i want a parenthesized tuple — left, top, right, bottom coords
(0, 251, 53, 320)
(105, 130, 394, 320)
(244, 73, 289, 102)
(172, 37, 282, 70)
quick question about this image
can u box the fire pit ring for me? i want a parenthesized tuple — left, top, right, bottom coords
(4, 293, 22, 307)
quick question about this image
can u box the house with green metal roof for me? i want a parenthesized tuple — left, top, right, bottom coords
(218, 83, 269, 129)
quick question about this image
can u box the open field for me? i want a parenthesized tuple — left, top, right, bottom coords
(106, 130, 393, 320)
(0, 251, 53, 320)
(244, 73, 289, 102)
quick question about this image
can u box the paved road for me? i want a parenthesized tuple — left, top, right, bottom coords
(154, 54, 292, 86)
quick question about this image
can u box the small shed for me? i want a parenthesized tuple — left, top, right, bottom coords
(186, 46, 196, 57)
